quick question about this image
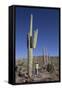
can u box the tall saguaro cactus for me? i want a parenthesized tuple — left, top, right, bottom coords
(43, 48, 48, 65)
(27, 14, 38, 78)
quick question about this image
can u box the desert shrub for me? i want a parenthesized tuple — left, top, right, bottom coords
(18, 62, 24, 66)
(46, 63, 54, 73)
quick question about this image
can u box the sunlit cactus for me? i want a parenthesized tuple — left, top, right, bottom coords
(27, 14, 38, 78)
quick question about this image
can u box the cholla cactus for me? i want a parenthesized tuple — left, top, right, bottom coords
(27, 14, 38, 78)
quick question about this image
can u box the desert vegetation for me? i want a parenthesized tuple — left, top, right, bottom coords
(15, 56, 59, 83)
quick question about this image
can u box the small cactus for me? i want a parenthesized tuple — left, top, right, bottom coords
(46, 63, 54, 73)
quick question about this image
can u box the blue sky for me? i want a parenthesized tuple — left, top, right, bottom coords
(15, 7, 59, 59)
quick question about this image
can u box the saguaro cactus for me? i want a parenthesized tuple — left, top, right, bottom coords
(43, 48, 48, 65)
(27, 14, 38, 78)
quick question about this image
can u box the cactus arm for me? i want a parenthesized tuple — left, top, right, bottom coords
(33, 29, 38, 48)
